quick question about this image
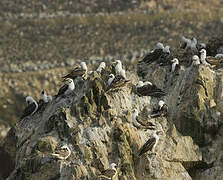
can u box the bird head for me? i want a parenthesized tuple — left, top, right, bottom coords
(26, 96, 34, 105)
(171, 58, 179, 64)
(156, 42, 164, 50)
(108, 74, 115, 79)
(66, 78, 73, 84)
(200, 49, 206, 54)
(192, 55, 199, 61)
(158, 100, 165, 109)
(80, 62, 87, 71)
(110, 163, 117, 169)
(113, 60, 122, 66)
(99, 62, 106, 69)
(137, 81, 144, 87)
(132, 109, 139, 116)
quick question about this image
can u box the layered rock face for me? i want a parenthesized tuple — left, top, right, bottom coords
(1, 59, 223, 179)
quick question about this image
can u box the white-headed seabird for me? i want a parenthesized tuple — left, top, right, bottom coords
(107, 74, 130, 91)
(200, 49, 211, 66)
(99, 163, 117, 180)
(96, 62, 106, 73)
(40, 89, 52, 103)
(192, 55, 200, 66)
(52, 144, 71, 160)
(114, 60, 126, 78)
(55, 78, 75, 98)
(138, 130, 161, 156)
(21, 96, 38, 119)
(135, 81, 166, 97)
(62, 62, 87, 80)
(132, 109, 155, 129)
(150, 100, 168, 118)
(107, 74, 115, 86)
(181, 36, 198, 54)
(170, 58, 179, 72)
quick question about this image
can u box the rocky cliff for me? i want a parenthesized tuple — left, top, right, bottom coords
(1, 51, 223, 179)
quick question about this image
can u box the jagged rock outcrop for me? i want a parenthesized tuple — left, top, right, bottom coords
(1, 58, 223, 179)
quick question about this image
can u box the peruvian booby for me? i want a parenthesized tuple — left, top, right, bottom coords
(62, 62, 87, 80)
(114, 60, 126, 78)
(136, 81, 166, 97)
(138, 130, 161, 156)
(132, 109, 155, 129)
(181, 36, 198, 54)
(52, 144, 71, 160)
(192, 55, 200, 66)
(40, 89, 52, 103)
(96, 62, 106, 73)
(139, 48, 163, 65)
(170, 58, 179, 73)
(55, 78, 75, 98)
(150, 100, 168, 118)
(99, 163, 117, 180)
(21, 96, 38, 119)
(107, 74, 130, 91)
(200, 49, 211, 66)
(181, 36, 191, 50)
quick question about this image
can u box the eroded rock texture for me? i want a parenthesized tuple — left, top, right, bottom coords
(1, 58, 223, 179)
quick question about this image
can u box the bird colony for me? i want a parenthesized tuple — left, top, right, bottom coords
(19, 36, 222, 179)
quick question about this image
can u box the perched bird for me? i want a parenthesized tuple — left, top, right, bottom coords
(181, 36, 191, 50)
(21, 96, 38, 119)
(99, 163, 117, 180)
(200, 49, 211, 66)
(40, 89, 52, 103)
(55, 78, 75, 98)
(138, 130, 161, 156)
(114, 60, 126, 78)
(192, 55, 200, 66)
(52, 144, 71, 160)
(107, 74, 130, 91)
(132, 109, 155, 129)
(181, 36, 198, 54)
(150, 100, 168, 118)
(62, 62, 87, 80)
(107, 74, 115, 86)
(136, 81, 166, 97)
(114, 60, 122, 73)
(96, 62, 106, 73)
(170, 58, 179, 73)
